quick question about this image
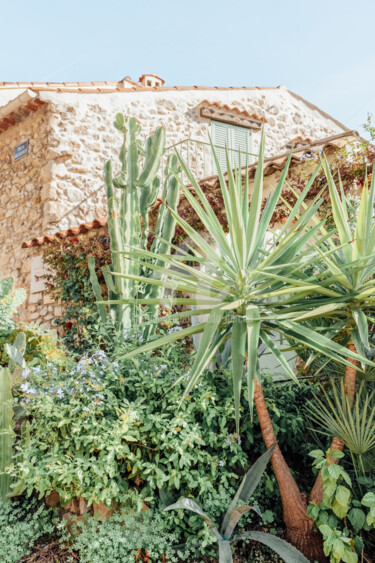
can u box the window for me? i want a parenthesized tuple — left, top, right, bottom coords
(211, 121, 252, 173)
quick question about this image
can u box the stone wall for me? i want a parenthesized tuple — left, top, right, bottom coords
(0, 85, 347, 326)
(37, 86, 345, 235)
(0, 103, 54, 322)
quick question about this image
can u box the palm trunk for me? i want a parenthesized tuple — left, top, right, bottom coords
(309, 341, 358, 505)
(254, 379, 326, 562)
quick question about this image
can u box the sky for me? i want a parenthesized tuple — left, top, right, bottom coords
(1, 0, 375, 136)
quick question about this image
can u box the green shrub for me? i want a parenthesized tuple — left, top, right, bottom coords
(10, 333, 318, 554)
(0, 499, 56, 563)
(60, 510, 182, 563)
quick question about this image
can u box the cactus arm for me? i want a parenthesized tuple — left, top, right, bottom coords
(144, 156, 180, 337)
(138, 128, 165, 187)
(0, 367, 14, 502)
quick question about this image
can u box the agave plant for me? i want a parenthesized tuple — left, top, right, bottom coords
(165, 445, 308, 563)
(307, 381, 375, 476)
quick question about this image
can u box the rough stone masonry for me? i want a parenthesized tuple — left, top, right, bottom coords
(0, 77, 349, 325)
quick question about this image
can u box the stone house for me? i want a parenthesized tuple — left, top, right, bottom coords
(0, 73, 360, 325)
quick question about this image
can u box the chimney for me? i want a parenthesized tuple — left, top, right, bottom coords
(139, 74, 165, 88)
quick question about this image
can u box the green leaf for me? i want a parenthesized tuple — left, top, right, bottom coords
(347, 508, 366, 533)
(246, 305, 260, 419)
(361, 492, 375, 507)
(309, 449, 325, 459)
(335, 485, 351, 507)
(330, 450, 345, 459)
(231, 317, 246, 433)
(328, 464, 343, 480)
(235, 531, 309, 562)
(164, 498, 222, 540)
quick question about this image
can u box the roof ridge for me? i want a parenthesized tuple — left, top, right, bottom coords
(0, 82, 281, 92)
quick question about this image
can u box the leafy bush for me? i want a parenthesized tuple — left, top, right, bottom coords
(60, 510, 182, 563)
(9, 333, 318, 555)
(0, 499, 56, 563)
(308, 449, 375, 562)
(42, 234, 111, 353)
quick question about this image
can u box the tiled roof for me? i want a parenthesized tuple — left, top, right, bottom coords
(0, 90, 46, 133)
(198, 100, 267, 123)
(22, 131, 365, 249)
(22, 217, 108, 248)
(0, 82, 281, 93)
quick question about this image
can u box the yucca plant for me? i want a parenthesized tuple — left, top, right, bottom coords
(307, 381, 375, 477)
(165, 445, 309, 563)
(115, 132, 370, 429)
(294, 161, 375, 387)
(99, 128, 375, 560)
(299, 162, 375, 509)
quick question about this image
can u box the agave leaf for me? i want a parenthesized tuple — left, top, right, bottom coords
(164, 498, 222, 540)
(221, 445, 275, 537)
(222, 505, 258, 540)
(234, 531, 309, 562)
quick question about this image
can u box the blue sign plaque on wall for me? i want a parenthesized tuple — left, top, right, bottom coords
(14, 140, 29, 161)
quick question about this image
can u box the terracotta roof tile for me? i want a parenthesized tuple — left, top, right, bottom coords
(22, 217, 108, 248)
(0, 81, 281, 93)
(199, 100, 267, 123)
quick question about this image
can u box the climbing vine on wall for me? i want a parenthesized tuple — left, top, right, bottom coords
(42, 233, 111, 352)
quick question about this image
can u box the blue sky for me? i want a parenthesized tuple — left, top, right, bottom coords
(2, 0, 375, 135)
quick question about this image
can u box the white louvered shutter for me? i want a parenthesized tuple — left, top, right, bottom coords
(211, 121, 251, 173)
(231, 125, 250, 169)
(211, 121, 230, 172)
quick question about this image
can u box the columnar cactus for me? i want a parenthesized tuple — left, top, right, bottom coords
(0, 365, 13, 502)
(89, 115, 179, 336)
(0, 333, 26, 501)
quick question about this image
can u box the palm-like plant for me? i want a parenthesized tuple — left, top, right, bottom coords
(307, 381, 375, 477)
(292, 161, 375, 387)
(301, 162, 375, 508)
(115, 133, 368, 429)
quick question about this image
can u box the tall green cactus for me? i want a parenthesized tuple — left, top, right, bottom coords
(0, 333, 26, 502)
(89, 115, 180, 337)
(0, 366, 13, 502)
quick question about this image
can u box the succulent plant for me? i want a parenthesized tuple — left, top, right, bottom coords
(165, 445, 308, 563)
(89, 115, 179, 337)
(0, 332, 26, 501)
